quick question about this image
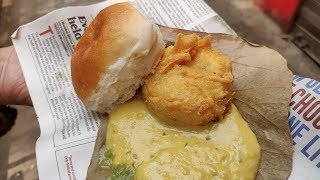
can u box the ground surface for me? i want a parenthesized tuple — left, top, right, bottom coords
(206, 0, 319, 81)
(0, 0, 319, 179)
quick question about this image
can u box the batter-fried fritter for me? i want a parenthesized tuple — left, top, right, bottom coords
(143, 33, 233, 125)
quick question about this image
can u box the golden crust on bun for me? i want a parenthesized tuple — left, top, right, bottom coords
(71, 3, 165, 113)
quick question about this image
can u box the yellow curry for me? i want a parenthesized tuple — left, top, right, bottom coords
(101, 97, 261, 179)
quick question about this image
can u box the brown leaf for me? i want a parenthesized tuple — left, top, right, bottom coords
(86, 26, 293, 180)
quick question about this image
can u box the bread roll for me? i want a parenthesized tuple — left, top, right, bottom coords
(71, 2, 165, 113)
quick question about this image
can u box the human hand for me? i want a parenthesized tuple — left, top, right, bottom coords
(0, 46, 32, 105)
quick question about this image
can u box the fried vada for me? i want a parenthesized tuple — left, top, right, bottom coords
(143, 33, 233, 125)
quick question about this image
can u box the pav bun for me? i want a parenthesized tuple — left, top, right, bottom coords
(71, 2, 165, 113)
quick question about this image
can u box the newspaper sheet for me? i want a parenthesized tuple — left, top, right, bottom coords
(289, 76, 320, 180)
(11, 0, 234, 179)
(11, 0, 320, 179)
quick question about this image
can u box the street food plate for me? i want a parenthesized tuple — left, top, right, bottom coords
(87, 26, 293, 180)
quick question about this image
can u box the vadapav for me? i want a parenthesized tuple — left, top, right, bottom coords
(86, 26, 293, 180)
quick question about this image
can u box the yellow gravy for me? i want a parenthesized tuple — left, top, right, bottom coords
(105, 97, 261, 179)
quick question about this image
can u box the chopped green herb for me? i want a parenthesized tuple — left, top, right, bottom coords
(162, 132, 166, 136)
(99, 149, 113, 168)
(205, 135, 211, 141)
(185, 142, 188, 147)
(105, 149, 113, 158)
(100, 159, 112, 169)
(112, 164, 135, 180)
